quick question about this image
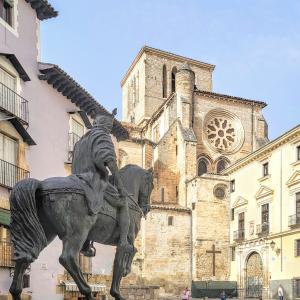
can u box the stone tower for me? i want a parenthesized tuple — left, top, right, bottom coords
(118, 46, 268, 295)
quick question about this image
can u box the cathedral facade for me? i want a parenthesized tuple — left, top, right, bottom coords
(118, 46, 269, 294)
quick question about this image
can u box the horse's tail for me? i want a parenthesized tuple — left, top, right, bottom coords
(9, 178, 47, 263)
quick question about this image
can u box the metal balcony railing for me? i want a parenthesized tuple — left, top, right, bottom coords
(233, 229, 245, 241)
(256, 223, 269, 236)
(0, 159, 30, 189)
(0, 82, 29, 125)
(0, 240, 15, 268)
(289, 214, 300, 228)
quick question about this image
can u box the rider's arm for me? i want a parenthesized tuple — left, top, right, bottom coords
(106, 160, 126, 198)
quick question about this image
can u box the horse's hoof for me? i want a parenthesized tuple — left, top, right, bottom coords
(110, 289, 126, 300)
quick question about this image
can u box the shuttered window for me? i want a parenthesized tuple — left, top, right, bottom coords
(0, 132, 17, 165)
(71, 118, 84, 138)
(295, 240, 300, 257)
(0, 0, 13, 26)
(0, 67, 16, 90)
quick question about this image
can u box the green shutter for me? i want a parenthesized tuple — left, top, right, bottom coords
(0, 209, 11, 226)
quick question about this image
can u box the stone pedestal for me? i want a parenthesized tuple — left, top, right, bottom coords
(120, 285, 160, 300)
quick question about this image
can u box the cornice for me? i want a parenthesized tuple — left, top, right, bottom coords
(225, 124, 300, 174)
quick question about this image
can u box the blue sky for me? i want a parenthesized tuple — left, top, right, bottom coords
(41, 0, 300, 140)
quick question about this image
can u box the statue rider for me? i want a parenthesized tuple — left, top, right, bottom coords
(71, 112, 129, 256)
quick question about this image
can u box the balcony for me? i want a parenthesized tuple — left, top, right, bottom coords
(0, 240, 15, 268)
(233, 229, 245, 242)
(67, 132, 81, 161)
(0, 159, 30, 189)
(0, 82, 29, 125)
(289, 214, 300, 228)
(256, 223, 269, 236)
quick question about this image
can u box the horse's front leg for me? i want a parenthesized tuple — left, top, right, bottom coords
(110, 244, 134, 300)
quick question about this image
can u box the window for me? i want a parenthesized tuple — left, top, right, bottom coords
(296, 240, 300, 257)
(198, 158, 208, 176)
(168, 216, 174, 226)
(0, 132, 17, 165)
(231, 247, 236, 261)
(297, 145, 300, 161)
(176, 186, 178, 199)
(238, 212, 245, 238)
(230, 180, 235, 193)
(216, 159, 228, 174)
(171, 67, 177, 93)
(231, 208, 235, 221)
(296, 279, 300, 298)
(296, 193, 300, 220)
(70, 118, 84, 152)
(160, 187, 165, 202)
(263, 162, 269, 177)
(162, 65, 167, 98)
(261, 203, 269, 233)
(0, 0, 13, 26)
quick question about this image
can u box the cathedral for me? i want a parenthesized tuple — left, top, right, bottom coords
(118, 46, 269, 294)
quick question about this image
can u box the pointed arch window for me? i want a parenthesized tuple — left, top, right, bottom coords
(171, 67, 177, 93)
(198, 158, 208, 176)
(162, 65, 167, 98)
(216, 159, 228, 174)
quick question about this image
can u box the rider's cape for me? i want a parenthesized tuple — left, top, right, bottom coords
(71, 127, 117, 215)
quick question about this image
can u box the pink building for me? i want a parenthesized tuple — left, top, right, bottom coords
(0, 1, 126, 299)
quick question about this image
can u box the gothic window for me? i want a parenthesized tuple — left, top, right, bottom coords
(161, 187, 165, 202)
(171, 67, 177, 93)
(216, 159, 228, 174)
(198, 158, 208, 176)
(162, 65, 167, 98)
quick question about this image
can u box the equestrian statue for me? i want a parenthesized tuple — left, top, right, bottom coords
(8, 111, 154, 300)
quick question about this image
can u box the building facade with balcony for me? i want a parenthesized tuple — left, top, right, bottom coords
(227, 124, 300, 300)
(0, 1, 127, 299)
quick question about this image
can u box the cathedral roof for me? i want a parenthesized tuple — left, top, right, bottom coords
(195, 89, 267, 108)
(25, 0, 58, 20)
(38, 63, 128, 140)
(121, 46, 215, 86)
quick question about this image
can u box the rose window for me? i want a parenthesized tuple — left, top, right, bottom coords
(204, 110, 244, 154)
(207, 118, 235, 151)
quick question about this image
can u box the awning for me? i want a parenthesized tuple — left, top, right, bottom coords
(0, 208, 11, 226)
(62, 281, 106, 293)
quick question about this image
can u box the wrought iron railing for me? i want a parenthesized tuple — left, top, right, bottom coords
(0, 82, 29, 124)
(0, 240, 15, 268)
(256, 223, 269, 236)
(0, 159, 30, 189)
(289, 214, 300, 227)
(233, 229, 245, 241)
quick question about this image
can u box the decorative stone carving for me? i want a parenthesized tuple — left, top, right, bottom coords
(204, 109, 245, 154)
(213, 184, 227, 200)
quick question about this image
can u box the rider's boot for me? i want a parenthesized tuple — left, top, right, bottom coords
(81, 240, 96, 257)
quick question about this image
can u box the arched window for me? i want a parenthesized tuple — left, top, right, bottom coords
(216, 159, 228, 174)
(171, 67, 177, 93)
(198, 158, 208, 176)
(162, 65, 167, 98)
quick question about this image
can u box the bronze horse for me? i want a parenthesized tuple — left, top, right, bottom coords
(9, 164, 153, 300)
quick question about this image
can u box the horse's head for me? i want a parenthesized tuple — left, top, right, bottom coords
(138, 167, 154, 216)
(119, 164, 154, 217)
